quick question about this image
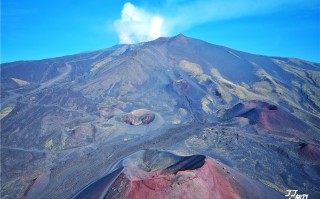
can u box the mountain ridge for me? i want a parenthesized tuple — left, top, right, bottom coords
(2, 34, 319, 65)
(1, 34, 320, 198)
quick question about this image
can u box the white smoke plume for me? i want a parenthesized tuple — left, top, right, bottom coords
(114, 2, 166, 44)
(114, 1, 319, 44)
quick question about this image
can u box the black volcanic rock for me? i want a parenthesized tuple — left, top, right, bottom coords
(162, 155, 206, 174)
(1, 34, 320, 198)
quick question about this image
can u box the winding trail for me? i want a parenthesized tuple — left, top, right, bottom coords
(1, 146, 46, 153)
(30, 63, 72, 94)
(1, 63, 72, 107)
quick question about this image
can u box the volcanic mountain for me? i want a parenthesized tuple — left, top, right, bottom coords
(1, 34, 320, 198)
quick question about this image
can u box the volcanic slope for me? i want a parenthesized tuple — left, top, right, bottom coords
(1, 34, 320, 198)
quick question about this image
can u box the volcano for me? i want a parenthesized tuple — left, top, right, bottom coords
(1, 34, 320, 198)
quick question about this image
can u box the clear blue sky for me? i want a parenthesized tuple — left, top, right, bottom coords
(1, 0, 320, 63)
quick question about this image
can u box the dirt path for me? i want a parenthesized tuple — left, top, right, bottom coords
(1, 146, 46, 153)
(1, 63, 72, 107)
(31, 63, 72, 94)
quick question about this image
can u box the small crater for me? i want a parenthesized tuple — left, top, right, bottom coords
(267, 104, 278, 110)
(215, 89, 222, 98)
(123, 109, 155, 125)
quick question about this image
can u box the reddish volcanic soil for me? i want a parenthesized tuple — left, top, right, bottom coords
(72, 154, 283, 199)
(257, 107, 305, 136)
(299, 143, 320, 164)
(125, 160, 242, 199)
(2, 35, 320, 199)
(224, 100, 308, 138)
(23, 170, 51, 199)
(173, 79, 190, 96)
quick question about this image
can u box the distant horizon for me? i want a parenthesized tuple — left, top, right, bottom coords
(2, 0, 319, 63)
(1, 34, 319, 64)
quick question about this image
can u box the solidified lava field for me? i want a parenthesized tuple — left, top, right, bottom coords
(1, 34, 320, 198)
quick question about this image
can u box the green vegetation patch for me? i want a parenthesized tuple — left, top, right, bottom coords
(0, 106, 15, 120)
(201, 96, 214, 114)
(180, 60, 210, 82)
(259, 179, 287, 195)
(45, 139, 54, 150)
(11, 78, 30, 86)
(211, 68, 264, 101)
(91, 57, 113, 72)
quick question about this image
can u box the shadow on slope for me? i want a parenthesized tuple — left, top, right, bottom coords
(71, 150, 283, 199)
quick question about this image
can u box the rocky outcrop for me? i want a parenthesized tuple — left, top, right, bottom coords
(122, 109, 155, 125)
(299, 143, 320, 164)
(173, 79, 190, 96)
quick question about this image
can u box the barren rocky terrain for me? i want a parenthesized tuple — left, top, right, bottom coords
(1, 34, 320, 198)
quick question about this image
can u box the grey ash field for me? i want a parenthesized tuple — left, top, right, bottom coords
(1, 34, 320, 198)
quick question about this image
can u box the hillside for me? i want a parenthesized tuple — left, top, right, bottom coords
(1, 34, 320, 198)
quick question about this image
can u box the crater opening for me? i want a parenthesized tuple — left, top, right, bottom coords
(267, 104, 278, 110)
(299, 143, 307, 148)
(162, 155, 206, 174)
